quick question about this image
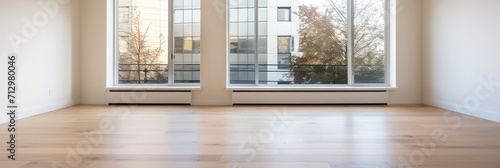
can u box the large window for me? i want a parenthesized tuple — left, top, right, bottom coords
(228, 0, 388, 86)
(115, 0, 200, 85)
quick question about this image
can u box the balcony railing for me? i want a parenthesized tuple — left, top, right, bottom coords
(118, 64, 384, 84)
(229, 64, 385, 84)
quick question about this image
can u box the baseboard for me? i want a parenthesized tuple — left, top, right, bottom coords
(424, 99, 500, 123)
(0, 99, 79, 124)
(192, 99, 232, 106)
(80, 98, 107, 105)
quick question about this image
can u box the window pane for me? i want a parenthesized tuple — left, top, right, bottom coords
(230, 9, 238, 22)
(230, 23, 238, 36)
(258, 0, 267, 7)
(258, 36, 267, 54)
(192, 0, 200, 9)
(184, 10, 192, 22)
(230, 37, 239, 53)
(117, 0, 169, 84)
(175, 37, 184, 53)
(277, 7, 290, 21)
(227, 0, 386, 86)
(184, 0, 192, 9)
(248, 7, 255, 22)
(174, 24, 183, 36)
(193, 10, 200, 22)
(271, 0, 348, 85)
(174, 0, 183, 9)
(118, 7, 129, 23)
(184, 23, 193, 36)
(238, 0, 248, 7)
(174, 10, 183, 23)
(353, 0, 386, 84)
(172, 0, 201, 84)
(238, 22, 248, 36)
(258, 8, 267, 21)
(278, 36, 291, 54)
(193, 23, 201, 36)
(238, 8, 248, 22)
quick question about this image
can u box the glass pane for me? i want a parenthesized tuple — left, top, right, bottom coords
(172, 0, 201, 84)
(248, 7, 255, 22)
(238, 8, 248, 22)
(248, 37, 255, 53)
(184, 0, 192, 9)
(193, 10, 200, 22)
(229, 0, 239, 8)
(238, 37, 248, 53)
(238, 0, 248, 7)
(258, 22, 267, 35)
(193, 37, 201, 54)
(353, 0, 386, 84)
(258, 0, 267, 7)
(269, 0, 348, 85)
(230, 9, 238, 22)
(192, 0, 200, 9)
(238, 22, 248, 36)
(117, 0, 169, 84)
(258, 8, 267, 21)
(175, 37, 184, 53)
(184, 23, 193, 36)
(174, 10, 183, 23)
(183, 37, 193, 53)
(193, 23, 201, 36)
(278, 36, 291, 54)
(258, 36, 267, 54)
(277, 8, 290, 21)
(230, 37, 239, 53)
(174, 0, 183, 9)
(174, 24, 183, 36)
(248, 0, 255, 7)
(230, 23, 238, 36)
(248, 22, 255, 36)
(184, 10, 192, 22)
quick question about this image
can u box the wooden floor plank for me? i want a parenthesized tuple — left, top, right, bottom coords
(0, 105, 499, 168)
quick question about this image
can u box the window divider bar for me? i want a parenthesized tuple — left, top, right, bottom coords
(347, 0, 354, 86)
(254, 0, 259, 85)
(168, 0, 174, 85)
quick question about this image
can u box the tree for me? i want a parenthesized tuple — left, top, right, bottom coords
(119, 5, 167, 84)
(287, 0, 386, 84)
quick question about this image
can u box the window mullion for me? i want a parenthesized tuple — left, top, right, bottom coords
(168, 0, 174, 85)
(254, 0, 259, 85)
(114, 0, 119, 86)
(347, 0, 354, 86)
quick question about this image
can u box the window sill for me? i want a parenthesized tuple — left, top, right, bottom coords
(227, 85, 398, 91)
(107, 85, 201, 91)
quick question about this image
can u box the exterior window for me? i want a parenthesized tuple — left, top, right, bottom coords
(278, 36, 293, 69)
(228, 0, 388, 85)
(118, 7, 130, 23)
(115, 0, 200, 85)
(277, 7, 291, 21)
(278, 36, 293, 54)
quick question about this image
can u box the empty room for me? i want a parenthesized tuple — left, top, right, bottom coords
(0, 0, 499, 167)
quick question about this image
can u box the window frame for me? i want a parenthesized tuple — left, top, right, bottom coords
(226, 0, 393, 88)
(277, 7, 292, 22)
(110, 0, 201, 87)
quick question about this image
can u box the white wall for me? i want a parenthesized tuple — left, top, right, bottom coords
(422, 0, 500, 122)
(80, 0, 423, 105)
(0, 0, 81, 123)
(388, 0, 422, 104)
(80, 0, 108, 104)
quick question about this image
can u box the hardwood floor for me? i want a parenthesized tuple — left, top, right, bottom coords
(1, 105, 500, 168)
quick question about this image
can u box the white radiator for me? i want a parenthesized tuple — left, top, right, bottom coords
(232, 90, 388, 105)
(107, 90, 192, 105)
